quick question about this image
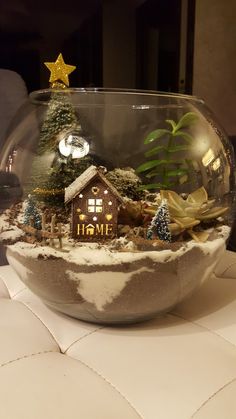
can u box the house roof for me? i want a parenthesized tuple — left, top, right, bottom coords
(64, 165, 124, 204)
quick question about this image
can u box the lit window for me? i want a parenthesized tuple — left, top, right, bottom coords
(212, 157, 221, 171)
(202, 148, 215, 166)
(108, 201, 112, 206)
(87, 198, 103, 213)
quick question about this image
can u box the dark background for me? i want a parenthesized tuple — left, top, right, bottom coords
(0, 0, 195, 93)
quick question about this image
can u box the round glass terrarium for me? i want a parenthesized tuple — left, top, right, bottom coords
(0, 88, 235, 324)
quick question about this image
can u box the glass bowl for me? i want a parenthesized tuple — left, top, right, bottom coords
(0, 88, 235, 324)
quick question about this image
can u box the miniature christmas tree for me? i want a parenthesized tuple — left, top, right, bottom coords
(37, 91, 81, 154)
(36, 155, 94, 206)
(23, 195, 41, 229)
(147, 198, 171, 241)
(32, 53, 93, 206)
(38, 53, 79, 155)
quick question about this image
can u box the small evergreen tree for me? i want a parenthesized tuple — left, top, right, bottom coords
(38, 91, 81, 155)
(23, 195, 42, 229)
(33, 155, 94, 206)
(147, 199, 171, 241)
(32, 88, 93, 206)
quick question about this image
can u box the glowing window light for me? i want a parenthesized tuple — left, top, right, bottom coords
(202, 148, 215, 166)
(212, 157, 221, 171)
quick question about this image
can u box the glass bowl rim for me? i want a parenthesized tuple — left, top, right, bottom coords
(29, 87, 205, 106)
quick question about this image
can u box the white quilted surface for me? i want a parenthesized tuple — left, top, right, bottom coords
(0, 250, 236, 419)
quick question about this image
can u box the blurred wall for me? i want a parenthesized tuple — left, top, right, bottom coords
(102, 0, 136, 88)
(193, 0, 236, 135)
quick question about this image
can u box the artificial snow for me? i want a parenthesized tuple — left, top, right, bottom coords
(0, 214, 10, 231)
(7, 225, 230, 266)
(65, 165, 98, 203)
(0, 216, 24, 242)
(65, 165, 123, 204)
(66, 266, 154, 310)
(0, 227, 24, 241)
(5, 224, 230, 322)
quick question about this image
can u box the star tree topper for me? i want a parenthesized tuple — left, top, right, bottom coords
(44, 53, 76, 87)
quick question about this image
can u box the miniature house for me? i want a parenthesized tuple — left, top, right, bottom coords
(64, 165, 124, 241)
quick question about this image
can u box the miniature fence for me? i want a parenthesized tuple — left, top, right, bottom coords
(19, 214, 63, 248)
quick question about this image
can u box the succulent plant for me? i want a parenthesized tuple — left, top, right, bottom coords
(144, 186, 228, 242)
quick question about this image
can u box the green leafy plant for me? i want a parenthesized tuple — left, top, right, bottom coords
(136, 112, 198, 190)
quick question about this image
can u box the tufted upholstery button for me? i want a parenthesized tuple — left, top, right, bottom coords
(0, 250, 236, 419)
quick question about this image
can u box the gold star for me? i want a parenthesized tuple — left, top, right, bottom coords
(44, 53, 76, 87)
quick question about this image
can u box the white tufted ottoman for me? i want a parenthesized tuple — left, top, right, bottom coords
(0, 251, 236, 419)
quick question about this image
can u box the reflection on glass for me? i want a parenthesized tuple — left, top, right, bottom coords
(202, 148, 215, 166)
